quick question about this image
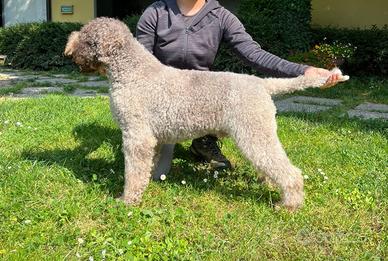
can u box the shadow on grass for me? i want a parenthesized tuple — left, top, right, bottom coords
(279, 110, 387, 136)
(22, 123, 277, 206)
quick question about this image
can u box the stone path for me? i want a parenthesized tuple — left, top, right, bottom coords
(275, 96, 387, 121)
(348, 103, 388, 120)
(275, 96, 342, 113)
(0, 70, 109, 98)
(0, 69, 387, 121)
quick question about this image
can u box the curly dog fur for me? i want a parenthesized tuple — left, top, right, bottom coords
(65, 17, 348, 211)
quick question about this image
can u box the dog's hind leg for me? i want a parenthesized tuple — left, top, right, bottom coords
(229, 108, 304, 211)
(119, 129, 157, 205)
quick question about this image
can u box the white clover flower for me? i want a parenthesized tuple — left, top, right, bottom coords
(89, 256, 94, 261)
(127, 240, 132, 245)
(303, 175, 309, 180)
(160, 174, 166, 181)
(77, 238, 85, 244)
(101, 249, 106, 257)
(76, 252, 81, 258)
(23, 220, 32, 224)
(4, 120, 9, 125)
(203, 178, 208, 183)
(181, 180, 186, 185)
(324, 176, 329, 180)
(118, 249, 124, 255)
(213, 173, 218, 179)
(15, 122, 22, 127)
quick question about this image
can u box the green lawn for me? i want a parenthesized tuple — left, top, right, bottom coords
(0, 77, 387, 260)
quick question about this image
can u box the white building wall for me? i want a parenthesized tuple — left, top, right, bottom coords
(4, 0, 47, 26)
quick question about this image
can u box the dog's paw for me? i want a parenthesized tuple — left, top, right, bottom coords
(259, 176, 277, 189)
(274, 201, 302, 212)
(116, 194, 142, 206)
(275, 189, 304, 212)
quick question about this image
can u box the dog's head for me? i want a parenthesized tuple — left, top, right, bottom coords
(64, 31, 105, 73)
(64, 17, 131, 74)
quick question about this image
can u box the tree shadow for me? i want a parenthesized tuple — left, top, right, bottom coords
(21, 122, 277, 207)
(278, 110, 387, 136)
(22, 123, 125, 196)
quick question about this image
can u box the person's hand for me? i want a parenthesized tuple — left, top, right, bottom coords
(304, 66, 341, 89)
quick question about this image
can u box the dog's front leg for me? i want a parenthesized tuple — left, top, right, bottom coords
(119, 130, 157, 205)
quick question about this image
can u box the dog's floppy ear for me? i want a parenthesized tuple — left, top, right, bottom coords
(64, 31, 80, 56)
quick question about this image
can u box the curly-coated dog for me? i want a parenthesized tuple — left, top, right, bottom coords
(65, 17, 348, 211)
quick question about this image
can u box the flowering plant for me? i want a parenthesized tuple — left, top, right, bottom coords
(313, 39, 357, 68)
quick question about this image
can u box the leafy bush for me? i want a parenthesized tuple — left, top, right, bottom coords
(123, 15, 141, 35)
(238, 0, 312, 57)
(312, 26, 388, 76)
(287, 50, 326, 69)
(0, 22, 82, 70)
(312, 41, 356, 68)
(288, 41, 357, 70)
(0, 23, 31, 61)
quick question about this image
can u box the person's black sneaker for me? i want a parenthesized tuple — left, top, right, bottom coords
(190, 135, 232, 169)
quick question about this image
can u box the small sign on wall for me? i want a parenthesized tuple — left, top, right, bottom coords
(61, 5, 74, 14)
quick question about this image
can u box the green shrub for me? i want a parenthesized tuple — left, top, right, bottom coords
(287, 50, 326, 69)
(238, 0, 312, 57)
(0, 23, 31, 61)
(312, 26, 388, 76)
(0, 22, 82, 70)
(123, 15, 141, 35)
(288, 41, 357, 70)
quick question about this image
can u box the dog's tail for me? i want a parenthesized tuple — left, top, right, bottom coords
(262, 68, 349, 95)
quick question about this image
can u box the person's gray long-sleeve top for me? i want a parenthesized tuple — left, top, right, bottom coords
(136, 0, 309, 77)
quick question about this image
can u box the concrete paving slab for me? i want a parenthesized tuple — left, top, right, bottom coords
(72, 89, 97, 97)
(275, 96, 342, 113)
(0, 73, 36, 81)
(348, 102, 388, 120)
(77, 81, 109, 87)
(87, 76, 103, 81)
(353, 102, 388, 113)
(34, 78, 78, 84)
(0, 80, 13, 88)
(289, 96, 342, 106)
(20, 87, 64, 95)
(52, 74, 70, 78)
(348, 110, 388, 120)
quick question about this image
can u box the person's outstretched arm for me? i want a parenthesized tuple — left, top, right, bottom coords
(221, 9, 341, 86)
(221, 9, 309, 77)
